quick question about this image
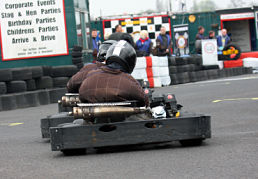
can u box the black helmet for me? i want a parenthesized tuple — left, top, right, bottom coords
(108, 32, 135, 48)
(97, 40, 117, 62)
(106, 40, 136, 74)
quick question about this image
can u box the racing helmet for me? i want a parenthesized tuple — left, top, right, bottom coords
(108, 32, 135, 48)
(97, 40, 117, 62)
(106, 40, 136, 74)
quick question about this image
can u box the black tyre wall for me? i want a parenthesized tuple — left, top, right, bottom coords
(11, 68, 32, 80)
(7, 81, 27, 93)
(0, 82, 7, 95)
(0, 69, 12, 82)
(51, 65, 78, 77)
(35, 76, 53, 89)
(26, 79, 36, 91)
(29, 66, 43, 78)
(53, 77, 69, 88)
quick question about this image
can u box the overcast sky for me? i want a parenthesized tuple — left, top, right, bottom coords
(89, 0, 256, 18)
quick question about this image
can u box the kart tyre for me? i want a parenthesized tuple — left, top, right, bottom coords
(0, 69, 12, 82)
(61, 149, 87, 156)
(42, 66, 53, 76)
(48, 88, 67, 103)
(177, 65, 190, 73)
(192, 55, 202, 65)
(15, 93, 28, 108)
(71, 51, 83, 58)
(188, 64, 195, 72)
(176, 72, 189, 84)
(11, 68, 32, 80)
(175, 57, 187, 66)
(179, 139, 203, 147)
(170, 74, 179, 85)
(26, 79, 36, 91)
(29, 66, 43, 78)
(0, 82, 7, 95)
(202, 65, 219, 70)
(194, 65, 202, 71)
(72, 45, 83, 52)
(224, 68, 233, 77)
(53, 77, 69, 88)
(188, 57, 197, 65)
(188, 72, 198, 82)
(38, 90, 50, 105)
(51, 65, 78, 77)
(196, 71, 208, 81)
(35, 76, 53, 89)
(169, 66, 177, 74)
(72, 57, 83, 64)
(75, 62, 84, 70)
(243, 67, 253, 74)
(168, 56, 176, 66)
(7, 81, 27, 93)
(223, 44, 241, 60)
(1, 94, 17, 110)
(24, 91, 40, 107)
(218, 69, 226, 78)
(206, 69, 219, 80)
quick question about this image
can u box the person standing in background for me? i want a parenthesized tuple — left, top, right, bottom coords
(195, 26, 206, 40)
(115, 24, 123, 33)
(208, 31, 216, 39)
(217, 29, 231, 49)
(136, 30, 153, 57)
(92, 29, 101, 60)
(156, 26, 172, 56)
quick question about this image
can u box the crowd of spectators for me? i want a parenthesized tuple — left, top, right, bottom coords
(91, 24, 231, 57)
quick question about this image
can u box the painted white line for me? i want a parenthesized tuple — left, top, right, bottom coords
(196, 75, 258, 84)
(0, 123, 24, 127)
(212, 97, 258, 103)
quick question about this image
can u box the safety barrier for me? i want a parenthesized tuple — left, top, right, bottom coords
(132, 56, 170, 88)
(0, 65, 78, 111)
(243, 58, 258, 72)
(224, 59, 243, 68)
(240, 51, 258, 59)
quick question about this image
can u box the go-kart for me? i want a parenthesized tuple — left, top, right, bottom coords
(44, 91, 211, 155)
(40, 80, 152, 139)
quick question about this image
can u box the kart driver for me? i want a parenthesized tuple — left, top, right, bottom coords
(66, 40, 116, 93)
(79, 40, 149, 107)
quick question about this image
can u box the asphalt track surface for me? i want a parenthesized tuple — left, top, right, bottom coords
(0, 74, 258, 179)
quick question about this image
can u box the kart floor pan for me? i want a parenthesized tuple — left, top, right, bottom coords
(50, 114, 211, 151)
(41, 112, 74, 138)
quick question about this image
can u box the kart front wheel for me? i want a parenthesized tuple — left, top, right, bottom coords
(179, 139, 203, 147)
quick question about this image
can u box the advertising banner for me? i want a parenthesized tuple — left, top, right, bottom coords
(202, 39, 218, 66)
(173, 24, 189, 56)
(0, 0, 68, 61)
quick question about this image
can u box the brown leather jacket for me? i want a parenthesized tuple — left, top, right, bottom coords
(79, 66, 149, 106)
(66, 62, 104, 93)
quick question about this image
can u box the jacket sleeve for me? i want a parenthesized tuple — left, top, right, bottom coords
(66, 72, 84, 93)
(129, 78, 149, 107)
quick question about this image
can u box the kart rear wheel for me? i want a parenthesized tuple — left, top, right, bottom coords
(61, 148, 87, 156)
(179, 139, 203, 147)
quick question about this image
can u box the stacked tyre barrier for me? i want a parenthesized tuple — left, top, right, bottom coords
(132, 56, 170, 88)
(0, 65, 79, 111)
(71, 46, 84, 70)
(167, 55, 253, 85)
